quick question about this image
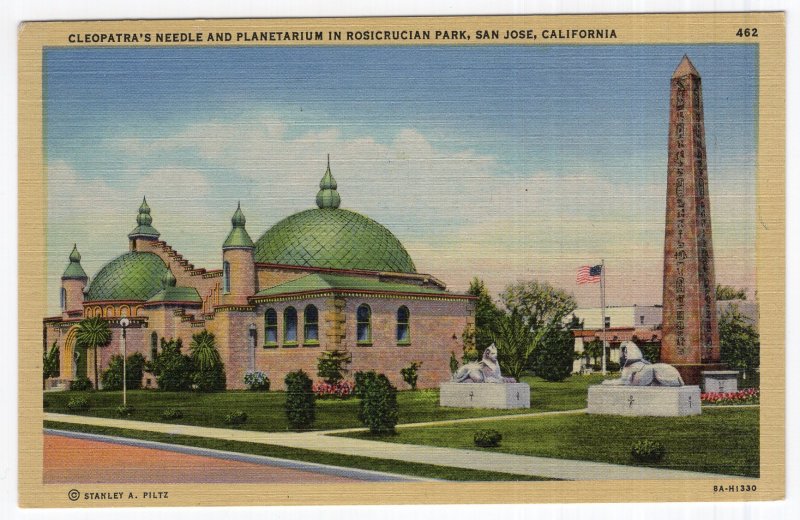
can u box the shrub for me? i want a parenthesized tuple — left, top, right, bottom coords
(530, 328, 574, 382)
(116, 405, 135, 417)
(192, 363, 227, 392)
(359, 373, 398, 434)
(313, 381, 353, 399)
(317, 349, 352, 385)
(146, 338, 193, 391)
(69, 376, 93, 391)
(630, 440, 666, 463)
(244, 371, 270, 391)
(161, 408, 184, 420)
(101, 352, 146, 391)
(224, 410, 248, 425)
(400, 361, 422, 390)
(473, 429, 502, 448)
(285, 370, 315, 430)
(353, 370, 377, 399)
(67, 396, 90, 411)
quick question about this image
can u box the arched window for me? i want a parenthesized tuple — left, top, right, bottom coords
(397, 306, 410, 344)
(264, 308, 278, 346)
(60, 288, 66, 311)
(356, 304, 372, 344)
(304, 305, 319, 344)
(150, 331, 158, 360)
(284, 307, 298, 345)
(223, 261, 231, 293)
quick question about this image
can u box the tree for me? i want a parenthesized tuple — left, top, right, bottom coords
(463, 278, 504, 361)
(43, 342, 60, 388)
(529, 327, 574, 382)
(491, 312, 535, 381)
(189, 330, 226, 391)
(146, 338, 193, 391)
(75, 316, 111, 389)
(582, 338, 604, 366)
(496, 280, 577, 380)
(716, 284, 747, 301)
(719, 304, 759, 378)
(316, 349, 352, 384)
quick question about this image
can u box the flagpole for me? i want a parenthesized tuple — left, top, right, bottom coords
(600, 259, 607, 375)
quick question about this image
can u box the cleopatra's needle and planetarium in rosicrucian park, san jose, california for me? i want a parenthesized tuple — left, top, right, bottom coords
(44, 160, 476, 390)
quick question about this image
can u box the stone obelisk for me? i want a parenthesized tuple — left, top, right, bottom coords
(661, 55, 722, 385)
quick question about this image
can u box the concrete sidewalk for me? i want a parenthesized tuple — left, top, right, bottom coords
(44, 412, 747, 481)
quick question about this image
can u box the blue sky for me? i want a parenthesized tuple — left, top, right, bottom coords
(44, 44, 758, 312)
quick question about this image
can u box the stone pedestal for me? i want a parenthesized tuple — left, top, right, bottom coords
(702, 370, 739, 393)
(673, 363, 726, 386)
(439, 382, 530, 409)
(587, 385, 701, 416)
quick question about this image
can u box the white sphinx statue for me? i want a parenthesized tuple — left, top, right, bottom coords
(602, 341, 684, 387)
(452, 344, 516, 384)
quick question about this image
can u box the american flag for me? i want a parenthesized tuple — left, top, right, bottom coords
(577, 265, 602, 284)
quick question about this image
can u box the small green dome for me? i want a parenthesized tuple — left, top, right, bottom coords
(62, 244, 88, 280)
(85, 252, 168, 301)
(223, 202, 255, 250)
(128, 196, 160, 240)
(255, 161, 416, 273)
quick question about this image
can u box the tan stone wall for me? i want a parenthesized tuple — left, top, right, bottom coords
(61, 279, 86, 317)
(246, 296, 473, 390)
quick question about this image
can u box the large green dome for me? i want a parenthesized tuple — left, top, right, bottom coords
(254, 208, 417, 273)
(85, 252, 169, 301)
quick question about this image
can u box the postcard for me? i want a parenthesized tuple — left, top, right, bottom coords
(18, 12, 785, 507)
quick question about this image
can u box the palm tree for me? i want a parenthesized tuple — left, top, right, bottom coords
(189, 330, 221, 371)
(75, 316, 111, 389)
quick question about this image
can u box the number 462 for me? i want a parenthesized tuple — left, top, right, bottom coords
(736, 28, 758, 37)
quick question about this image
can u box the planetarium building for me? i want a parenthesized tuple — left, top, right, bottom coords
(44, 161, 475, 390)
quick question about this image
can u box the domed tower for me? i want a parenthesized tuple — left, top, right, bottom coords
(61, 244, 88, 318)
(128, 196, 160, 251)
(222, 202, 256, 305)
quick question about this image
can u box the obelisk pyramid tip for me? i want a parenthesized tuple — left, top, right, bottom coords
(672, 55, 700, 79)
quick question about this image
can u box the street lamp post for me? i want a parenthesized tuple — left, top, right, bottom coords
(119, 312, 130, 407)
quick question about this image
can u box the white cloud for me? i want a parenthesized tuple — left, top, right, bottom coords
(46, 109, 757, 313)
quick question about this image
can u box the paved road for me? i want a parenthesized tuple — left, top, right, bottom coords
(44, 429, 432, 484)
(45, 412, 749, 481)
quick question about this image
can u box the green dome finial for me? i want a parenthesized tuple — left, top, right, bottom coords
(162, 264, 177, 288)
(232, 201, 246, 227)
(129, 196, 160, 240)
(137, 196, 152, 226)
(223, 202, 255, 250)
(69, 243, 81, 263)
(316, 156, 341, 209)
(62, 244, 88, 280)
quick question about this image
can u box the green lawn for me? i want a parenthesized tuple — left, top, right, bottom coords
(43, 374, 610, 432)
(44, 421, 553, 482)
(341, 407, 759, 477)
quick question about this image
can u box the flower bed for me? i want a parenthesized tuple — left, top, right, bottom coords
(701, 388, 759, 405)
(313, 381, 353, 399)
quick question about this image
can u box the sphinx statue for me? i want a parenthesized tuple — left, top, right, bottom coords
(602, 341, 684, 387)
(452, 344, 516, 384)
